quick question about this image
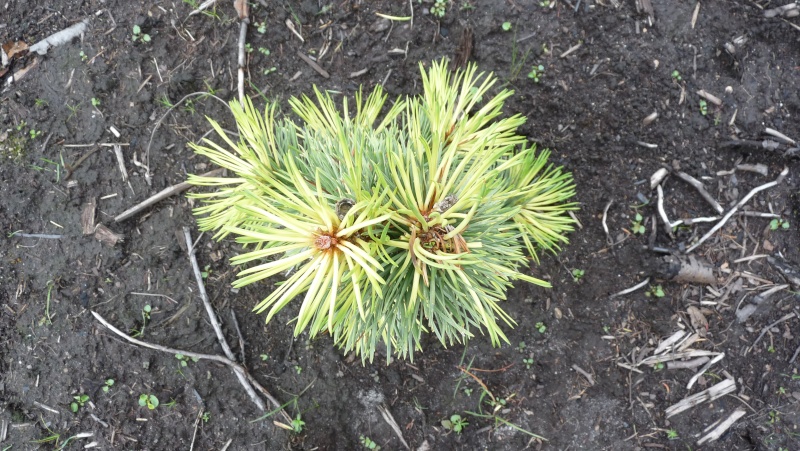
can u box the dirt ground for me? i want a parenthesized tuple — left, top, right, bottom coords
(2, 0, 800, 449)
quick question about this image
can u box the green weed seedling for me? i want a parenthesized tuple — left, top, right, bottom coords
(70, 394, 89, 413)
(671, 70, 681, 82)
(517, 341, 527, 352)
(291, 414, 305, 433)
(294, 365, 303, 375)
(431, 0, 447, 18)
(260, 354, 270, 361)
(666, 429, 678, 440)
(571, 268, 584, 282)
(102, 378, 115, 393)
(502, 22, 512, 31)
(359, 435, 381, 450)
(523, 357, 534, 369)
(132, 25, 151, 43)
(258, 47, 270, 56)
(770, 218, 790, 231)
(176, 353, 199, 367)
(256, 22, 267, 33)
(646, 285, 665, 298)
(699, 99, 708, 116)
(442, 414, 468, 433)
(139, 394, 159, 410)
(91, 97, 100, 107)
(131, 304, 152, 337)
(80, 50, 88, 61)
(201, 411, 211, 423)
(535, 322, 547, 334)
(528, 64, 545, 83)
(768, 410, 780, 425)
(631, 213, 646, 234)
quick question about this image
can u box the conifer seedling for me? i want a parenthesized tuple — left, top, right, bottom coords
(187, 60, 577, 362)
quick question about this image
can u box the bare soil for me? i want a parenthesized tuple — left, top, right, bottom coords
(2, 1, 800, 450)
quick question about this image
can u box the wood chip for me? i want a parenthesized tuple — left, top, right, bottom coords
(697, 409, 746, 445)
(686, 306, 708, 337)
(665, 379, 735, 418)
(296, 51, 329, 78)
(81, 198, 97, 235)
(94, 224, 124, 247)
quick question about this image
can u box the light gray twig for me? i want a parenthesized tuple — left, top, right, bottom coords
(686, 167, 789, 253)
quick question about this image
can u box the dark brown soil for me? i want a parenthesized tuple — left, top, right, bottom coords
(2, 1, 800, 450)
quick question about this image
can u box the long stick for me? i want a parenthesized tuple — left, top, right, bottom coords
(183, 227, 267, 412)
(92, 310, 291, 421)
(114, 168, 224, 222)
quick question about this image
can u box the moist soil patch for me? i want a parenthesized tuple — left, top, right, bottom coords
(1, 1, 800, 450)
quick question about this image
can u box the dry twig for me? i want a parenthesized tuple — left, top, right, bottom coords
(686, 167, 789, 253)
(114, 168, 224, 222)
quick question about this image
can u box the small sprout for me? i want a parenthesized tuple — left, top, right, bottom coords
(102, 378, 115, 393)
(770, 218, 790, 231)
(646, 285, 665, 298)
(200, 264, 211, 279)
(540, 0, 551, 6)
(79, 50, 88, 61)
(70, 394, 89, 413)
(535, 322, 547, 334)
(571, 268, 585, 282)
(91, 97, 101, 107)
(527, 64, 545, 83)
(132, 25, 151, 43)
(29, 129, 41, 139)
(777, 386, 786, 395)
(138, 394, 159, 410)
(523, 357, 534, 369)
(631, 213, 646, 235)
(768, 345, 776, 353)
(602, 325, 611, 334)
(260, 354, 270, 361)
(245, 43, 253, 53)
(258, 47, 270, 56)
(201, 411, 211, 422)
(256, 22, 267, 34)
(442, 414, 468, 433)
(666, 429, 678, 440)
(768, 410, 780, 424)
(502, 22, 512, 31)
(671, 70, 681, 81)
(291, 414, 305, 433)
(653, 362, 665, 371)
(431, 0, 447, 18)
(462, 387, 473, 396)
(698, 99, 708, 116)
(359, 435, 380, 450)
(263, 67, 277, 76)
(176, 353, 199, 367)
(294, 365, 303, 374)
(517, 341, 526, 352)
